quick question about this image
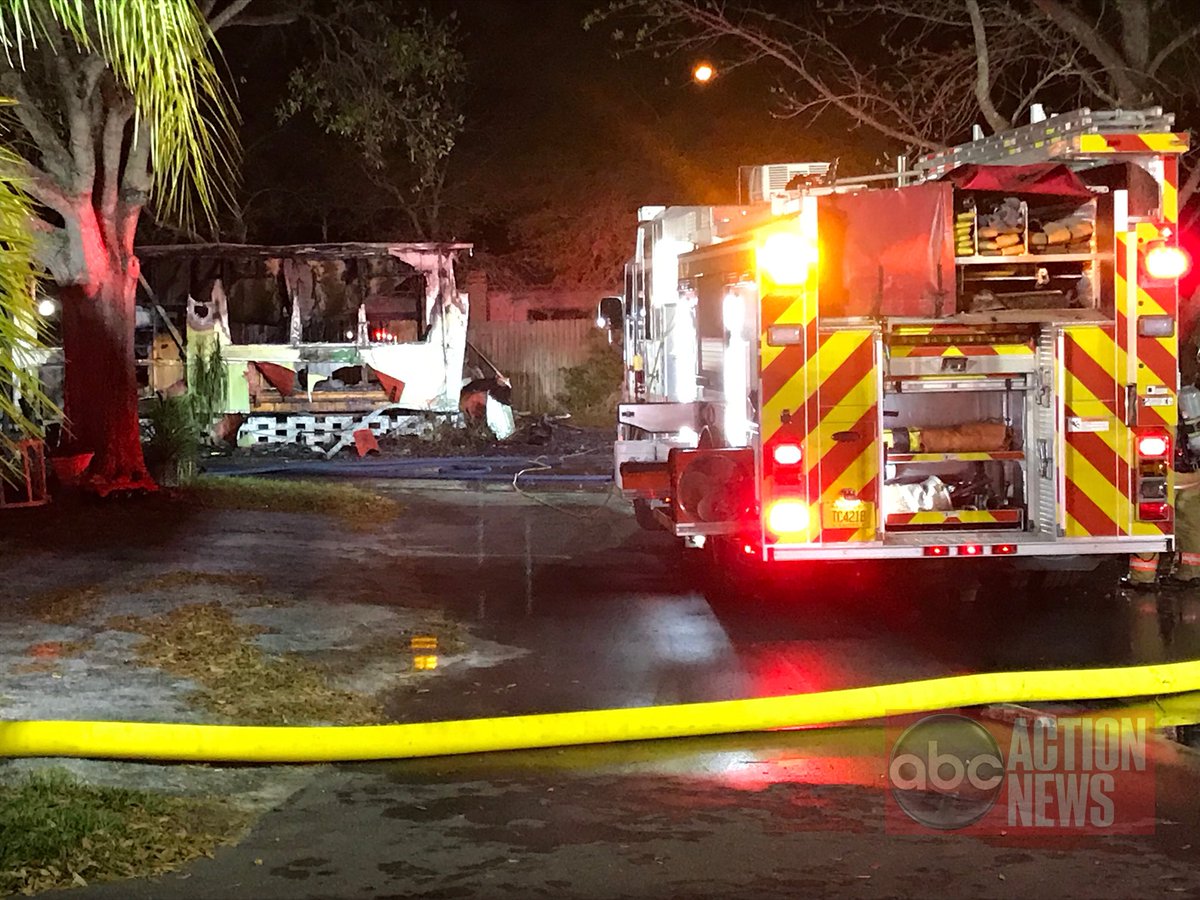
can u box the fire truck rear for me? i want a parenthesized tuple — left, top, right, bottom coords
(605, 108, 1190, 570)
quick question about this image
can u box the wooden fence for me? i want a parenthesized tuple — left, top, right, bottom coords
(468, 319, 596, 413)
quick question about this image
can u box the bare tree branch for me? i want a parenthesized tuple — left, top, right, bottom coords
(31, 222, 75, 284)
(209, 0, 299, 33)
(0, 153, 76, 219)
(1012, 51, 1086, 120)
(1031, 0, 1143, 103)
(53, 52, 105, 195)
(0, 72, 73, 187)
(660, 0, 940, 149)
(207, 0, 254, 32)
(121, 117, 153, 201)
(362, 164, 426, 238)
(1148, 23, 1200, 77)
(1116, 0, 1150, 71)
(98, 96, 134, 249)
(966, 0, 1011, 132)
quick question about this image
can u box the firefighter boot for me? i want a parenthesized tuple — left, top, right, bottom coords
(1170, 489, 1200, 585)
(1126, 553, 1160, 588)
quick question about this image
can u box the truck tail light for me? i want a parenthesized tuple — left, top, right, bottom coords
(958, 545, 983, 556)
(772, 443, 803, 466)
(1137, 431, 1170, 459)
(992, 544, 1017, 555)
(766, 498, 810, 538)
(1135, 431, 1172, 516)
(1144, 243, 1190, 280)
(1138, 501, 1171, 521)
(923, 546, 949, 557)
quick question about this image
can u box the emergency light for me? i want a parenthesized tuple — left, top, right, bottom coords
(1144, 242, 1190, 280)
(766, 498, 810, 537)
(772, 443, 803, 466)
(758, 231, 816, 286)
(1136, 432, 1170, 459)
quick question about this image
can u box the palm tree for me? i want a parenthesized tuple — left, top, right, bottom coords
(0, 0, 238, 493)
(0, 140, 45, 471)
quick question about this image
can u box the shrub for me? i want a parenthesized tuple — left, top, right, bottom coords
(142, 395, 199, 485)
(558, 333, 622, 425)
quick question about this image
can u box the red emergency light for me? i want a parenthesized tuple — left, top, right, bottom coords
(957, 545, 983, 556)
(923, 546, 949, 557)
(992, 544, 1017, 555)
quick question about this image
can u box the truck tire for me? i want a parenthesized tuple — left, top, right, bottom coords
(633, 499, 659, 531)
(1033, 571, 1084, 590)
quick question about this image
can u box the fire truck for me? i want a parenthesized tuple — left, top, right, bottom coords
(606, 108, 1191, 571)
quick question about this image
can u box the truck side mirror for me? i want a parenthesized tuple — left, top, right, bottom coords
(597, 295, 624, 330)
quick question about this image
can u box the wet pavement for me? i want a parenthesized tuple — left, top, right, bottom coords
(17, 486, 1200, 898)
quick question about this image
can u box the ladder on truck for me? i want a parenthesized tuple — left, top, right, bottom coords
(915, 107, 1177, 176)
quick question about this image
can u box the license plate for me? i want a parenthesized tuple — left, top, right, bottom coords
(822, 501, 874, 530)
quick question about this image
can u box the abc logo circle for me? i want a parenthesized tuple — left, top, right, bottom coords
(889, 714, 1005, 829)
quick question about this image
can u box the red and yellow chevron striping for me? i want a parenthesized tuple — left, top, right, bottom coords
(1078, 133, 1189, 155)
(1061, 325, 1132, 537)
(886, 510, 1021, 527)
(1114, 222, 1180, 431)
(889, 343, 1033, 359)
(759, 304, 880, 544)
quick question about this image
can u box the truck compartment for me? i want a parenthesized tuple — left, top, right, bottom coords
(880, 324, 1038, 533)
(818, 163, 1111, 319)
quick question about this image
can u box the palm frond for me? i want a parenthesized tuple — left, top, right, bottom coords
(0, 143, 52, 465)
(0, 0, 240, 229)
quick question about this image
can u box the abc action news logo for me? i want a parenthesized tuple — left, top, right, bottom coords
(886, 712, 1154, 833)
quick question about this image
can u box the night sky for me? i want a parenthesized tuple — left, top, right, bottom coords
(210, 0, 879, 265)
(456, 0, 886, 195)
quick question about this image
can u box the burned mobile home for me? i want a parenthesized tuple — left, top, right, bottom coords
(136, 240, 510, 449)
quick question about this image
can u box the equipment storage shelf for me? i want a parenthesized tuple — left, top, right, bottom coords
(956, 252, 1100, 265)
(887, 450, 1024, 463)
(953, 189, 1102, 317)
(881, 344, 1029, 530)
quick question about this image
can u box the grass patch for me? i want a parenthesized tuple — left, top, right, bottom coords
(183, 476, 401, 527)
(128, 570, 268, 595)
(127, 571, 289, 610)
(107, 603, 380, 725)
(23, 585, 103, 625)
(0, 769, 249, 896)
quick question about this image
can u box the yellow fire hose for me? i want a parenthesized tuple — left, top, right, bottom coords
(3, 660, 1200, 764)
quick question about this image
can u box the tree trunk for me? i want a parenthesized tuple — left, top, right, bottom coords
(59, 249, 154, 495)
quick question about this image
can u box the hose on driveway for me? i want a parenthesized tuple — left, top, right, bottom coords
(3, 659, 1200, 763)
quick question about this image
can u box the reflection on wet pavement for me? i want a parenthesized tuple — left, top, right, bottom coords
(53, 492, 1200, 900)
(383, 494, 1200, 725)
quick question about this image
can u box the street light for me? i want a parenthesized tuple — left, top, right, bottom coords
(692, 61, 715, 84)
(36, 298, 57, 317)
